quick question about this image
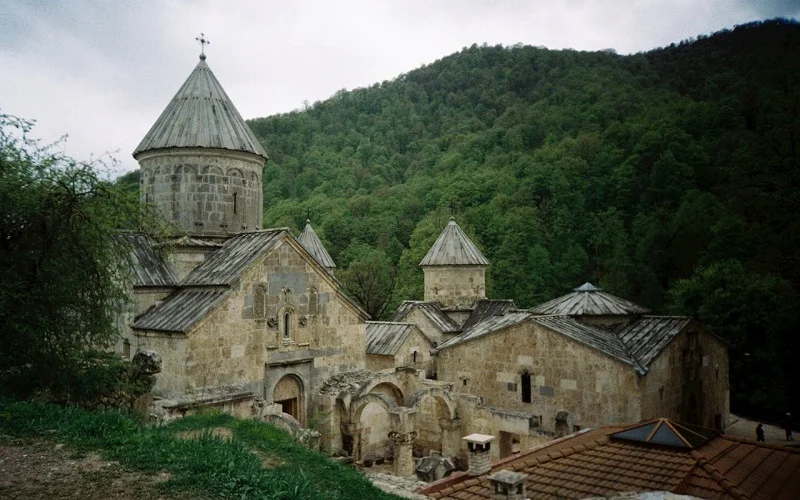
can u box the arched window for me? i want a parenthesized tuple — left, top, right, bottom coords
(283, 311, 291, 339)
(521, 372, 532, 403)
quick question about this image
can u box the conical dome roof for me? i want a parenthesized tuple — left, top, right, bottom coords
(133, 55, 268, 159)
(298, 220, 336, 270)
(530, 282, 650, 316)
(419, 218, 489, 266)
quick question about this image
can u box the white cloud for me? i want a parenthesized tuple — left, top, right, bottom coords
(1, 0, 797, 176)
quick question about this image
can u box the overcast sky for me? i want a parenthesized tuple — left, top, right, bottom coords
(1, 0, 798, 176)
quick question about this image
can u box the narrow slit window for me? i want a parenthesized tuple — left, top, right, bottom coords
(233, 192, 238, 214)
(284, 312, 291, 339)
(521, 372, 532, 403)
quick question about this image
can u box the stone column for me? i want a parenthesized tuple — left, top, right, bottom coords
(389, 407, 418, 477)
(344, 422, 362, 460)
(439, 417, 462, 458)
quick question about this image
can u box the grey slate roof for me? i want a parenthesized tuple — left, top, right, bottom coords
(530, 282, 650, 316)
(121, 232, 178, 287)
(419, 218, 489, 267)
(297, 220, 336, 270)
(460, 299, 517, 331)
(155, 236, 223, 248)
(132, 288, 229, 332)
(617, 316, 691, 367)
(434, 311, 533, 352)
(133, 56, 268, 160)
(365, 322, 425, 356)
(183, 230, 285, 286)
(532, 316, 646, 374)
(392, 301, 461, 333)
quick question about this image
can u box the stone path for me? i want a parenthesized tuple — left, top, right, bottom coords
(725, 414, 796, 445)
(367, 472, 429, 499)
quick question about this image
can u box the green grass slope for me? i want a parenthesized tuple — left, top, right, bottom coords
(0, 399, 398, 499)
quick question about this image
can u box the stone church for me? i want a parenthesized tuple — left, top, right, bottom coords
(118, 51, 730, 474)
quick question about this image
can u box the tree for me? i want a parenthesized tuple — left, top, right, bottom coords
(339, 246, 396, 320)
(0, 114, 158, 398)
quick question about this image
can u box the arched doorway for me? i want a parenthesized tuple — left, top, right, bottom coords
(273, 374, 305, 425)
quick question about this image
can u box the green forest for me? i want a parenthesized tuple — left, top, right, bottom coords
(118, 20, 800, 421)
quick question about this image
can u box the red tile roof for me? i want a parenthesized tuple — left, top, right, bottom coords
(419, 420, 800, 500)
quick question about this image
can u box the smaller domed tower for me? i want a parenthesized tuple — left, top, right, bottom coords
(134, 52, 268, 237)
(419, 218, 489, 308)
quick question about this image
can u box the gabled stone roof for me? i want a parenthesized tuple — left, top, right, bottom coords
(434, 313, 696, 375)
(366, 321, 430, 356)
(419, 218, 489, 267)
(420, 419, 800, 499)
(530, 282, 650, 316)
(297, 220, 336, 270)
(183, 230, 285, 286)
(121, 232, 178, 287)
(460, 299, 517, 332)
(133, 55, 267, 160)
(392, 301, 461, 334)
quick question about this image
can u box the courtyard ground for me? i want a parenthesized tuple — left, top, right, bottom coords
(725, 414, 798, 445)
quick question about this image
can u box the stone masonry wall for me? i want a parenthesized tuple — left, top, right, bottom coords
(138, 148, 265, 236)
(135, 237, 366, 402)
(436, 322, 642, 432)
(423, 266, 486, 308)
(641, 325, 729, 429)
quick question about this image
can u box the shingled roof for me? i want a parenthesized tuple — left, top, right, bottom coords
(133, 55, 267, 160)
(392, 301, 461, 334)
(435, 313, 696, 374)
(132, 288, 229, 333)
(183, 230, 285, 286)
(419, 218, 489, 267)
(460, 299, 517, 332)
(420, 419, 800, 499)
(530, 282, 650, 316)
(121, 232, 178, 287)
(297, 220, 336, 270)
(366, 322, 431, 356)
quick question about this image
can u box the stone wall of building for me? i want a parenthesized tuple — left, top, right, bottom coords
(641, 325, 729, 429)
(138, 148, 265, 236)
(135, 238, 366, 405)
(435, 322, 642, 433)
(423, 266, 486, 309)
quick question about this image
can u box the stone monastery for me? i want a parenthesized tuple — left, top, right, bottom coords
(117, 52, 730, 477)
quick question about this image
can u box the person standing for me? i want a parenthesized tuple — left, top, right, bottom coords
(756, 423, 765, 442)
(783, 413, 794, 441)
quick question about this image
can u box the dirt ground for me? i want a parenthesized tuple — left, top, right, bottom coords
(0, 437, 173, 499)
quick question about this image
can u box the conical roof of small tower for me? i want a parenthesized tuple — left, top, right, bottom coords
(419, 218, 489, 267)
(298, 220, 336, 269)
(530, 282, 650, 316)
(133, 55, 268, 160)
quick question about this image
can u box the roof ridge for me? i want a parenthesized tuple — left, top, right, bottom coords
(691, 452, 749, 500)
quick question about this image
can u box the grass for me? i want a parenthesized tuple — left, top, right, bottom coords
(0, 398, 400, 499)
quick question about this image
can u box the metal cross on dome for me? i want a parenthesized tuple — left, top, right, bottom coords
(196, 33, 210, 56)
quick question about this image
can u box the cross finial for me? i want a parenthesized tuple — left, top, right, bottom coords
(196, 33, 210, 60)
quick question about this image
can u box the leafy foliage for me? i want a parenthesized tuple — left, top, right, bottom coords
(0, 114, 162, 400)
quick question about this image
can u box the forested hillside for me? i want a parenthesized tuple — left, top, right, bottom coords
(120, 20, 800, 419)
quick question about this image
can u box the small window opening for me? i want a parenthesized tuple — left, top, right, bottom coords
(462, 378, 468, 386)
(412, 351, 417, 363)
(123, 340, 131, 359)
(145, 193, 150, 203)
(283, 312, 291, 339)
(521, 372, 532, 403)
(233, 192, 238, 214)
